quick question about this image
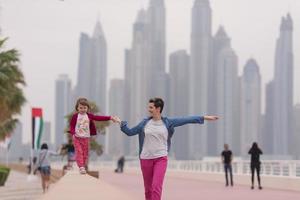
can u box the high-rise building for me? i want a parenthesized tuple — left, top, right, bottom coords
(90, 21, 107, 113)
(125, 9, 150, 156)
(8, 122, 23, 161)
(263, 81, 274, 154)
(75, 20, 107, 113)
(207, 26, 230, 156)
(215, 46, 239, 154)
(42, 121, 52, 146)
(147, 0, 168, 103)
(240, 59, 261, 156)
(292, 104, 300, 159)
(124, 1, 168, 156)
(189, 0, 213, 159)
(272, 14, 294, 155)
(76, 33, 92, 99)
(107, 79, 126, 157)
(123, 49, 133, 155)
(169, 50, 190, 159)
(55, 74, 71, 148)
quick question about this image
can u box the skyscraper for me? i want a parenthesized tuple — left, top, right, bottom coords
(215, 46, 239, 154)
(240, 59, 261, 156)
(189, 0, 212, 159)
(207, 26, 230, 156)
(76, 33, 92, 99)
(75, 20, 107, 113)
(272, 14, 294, 156)
(107, 79, 126, 157)
(90, 21, 107, 113)
(123, 49, 133, 155)
(42, 121, 52, 146)
(147, 0, 168, 103)
(125, 9, 150, 156)
(169, 50, 189, 159)
(148, 0, 165, 74)
(124, 1, 168, 156)
(9, 122, 23, 161)
(292, 104, 300, 159)
(263, 81, 274, 154)
(55, 74, 71, 148)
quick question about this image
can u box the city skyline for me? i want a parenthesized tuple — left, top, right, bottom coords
(0, 0, 299, 144)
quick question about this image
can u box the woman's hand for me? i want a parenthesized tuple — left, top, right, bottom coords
(204, 115, 219, 121)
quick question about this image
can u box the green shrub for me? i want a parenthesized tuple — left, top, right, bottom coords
(0, 166, 10, 186)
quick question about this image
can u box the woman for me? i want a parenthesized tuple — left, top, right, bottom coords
(248, 142, 263, 190)
(36, 143, 60, 193)
(115, 97, 218, 200)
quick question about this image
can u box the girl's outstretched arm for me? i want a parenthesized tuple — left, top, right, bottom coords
(89, 113, 111, 121)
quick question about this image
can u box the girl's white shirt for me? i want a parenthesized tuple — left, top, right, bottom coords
(75, 113, 90, 138)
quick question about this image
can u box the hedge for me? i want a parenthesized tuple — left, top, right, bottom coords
(0, 166, 10, 186)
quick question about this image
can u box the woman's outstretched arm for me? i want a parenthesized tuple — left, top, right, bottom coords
(204, 115, 219, 120)
(114, 116, 145, 136)
(169, 115, 219, 128)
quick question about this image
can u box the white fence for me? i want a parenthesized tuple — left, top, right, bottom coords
(96, 160, 300, 178)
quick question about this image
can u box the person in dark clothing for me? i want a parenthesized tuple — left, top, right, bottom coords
(27, 156, 37, 174)
(221, 144, 233, 186)
(61, 139, 75, 169)
(66, 139, 75, 168)
(248, 142, 263, 190)
(115, 156, 125, 173)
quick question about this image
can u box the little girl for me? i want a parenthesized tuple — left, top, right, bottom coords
(69, 97, 113, 174)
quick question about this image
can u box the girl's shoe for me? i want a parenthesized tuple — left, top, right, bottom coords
(79, 167, 86, 174)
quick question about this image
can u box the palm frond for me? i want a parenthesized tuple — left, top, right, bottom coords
(0, 38, 26, 138)
(0, 118, 18, 140)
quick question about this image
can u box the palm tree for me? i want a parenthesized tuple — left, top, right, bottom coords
(0, 38, 26, 140)
(64, 101, 109, 156)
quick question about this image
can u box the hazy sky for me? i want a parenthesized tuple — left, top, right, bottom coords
(0, 0, 299, 143)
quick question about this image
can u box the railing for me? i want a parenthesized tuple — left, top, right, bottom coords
(95, 160, 300, 178)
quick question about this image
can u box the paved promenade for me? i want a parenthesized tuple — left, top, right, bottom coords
(39, 170, 138, 200)
(99, 169, 300, 200)
(0, 170, 42, 200)
(1, 167, 300, 200)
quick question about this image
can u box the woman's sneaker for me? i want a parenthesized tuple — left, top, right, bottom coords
(79, 167, 86, 174)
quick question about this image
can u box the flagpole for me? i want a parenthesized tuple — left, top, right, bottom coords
(6, 148, 8, 167)
(30, 148, 33, 175)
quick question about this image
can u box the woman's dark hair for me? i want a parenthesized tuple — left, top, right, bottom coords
(41, 143, 48, 150)
(149, 97, 164, 113)
(251, 142, 258, 149)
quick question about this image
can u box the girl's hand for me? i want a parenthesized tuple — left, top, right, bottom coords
(112, 116, 121, 124)
(204, 115, 219, 121)
(110, 116, 116, 123)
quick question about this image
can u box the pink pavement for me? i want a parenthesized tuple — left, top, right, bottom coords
(100, 169, 300, 200)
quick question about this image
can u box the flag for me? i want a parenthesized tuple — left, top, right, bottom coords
(32, 108, 44, 150)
